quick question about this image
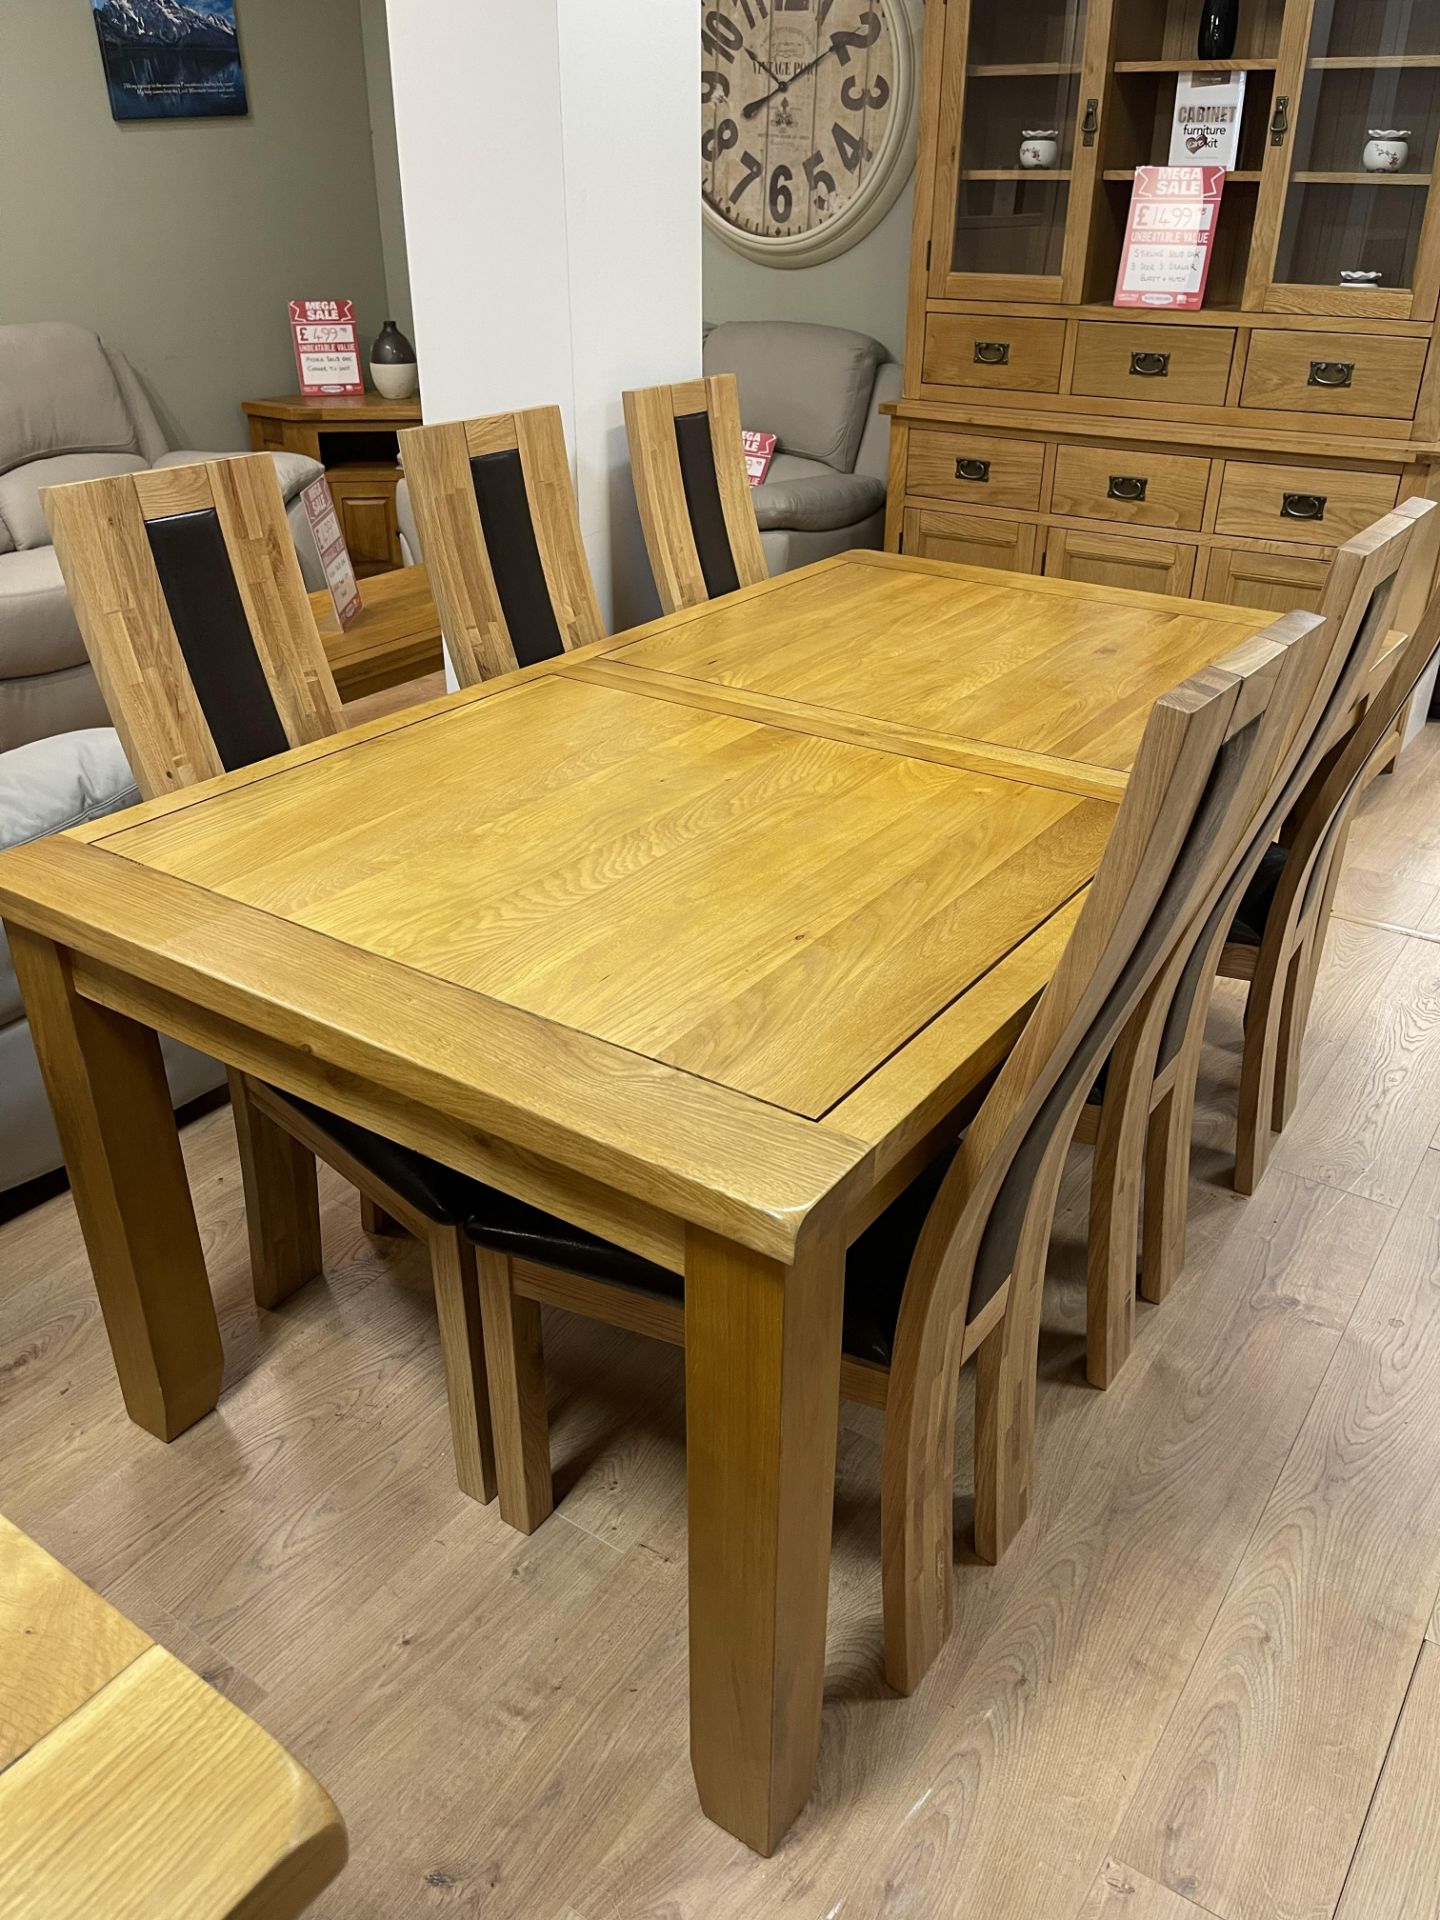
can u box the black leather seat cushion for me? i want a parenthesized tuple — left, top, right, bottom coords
(275, 1090, 483, 1228)
(463, 1143, 960, 1368)
(1229, 843, 1289, 948)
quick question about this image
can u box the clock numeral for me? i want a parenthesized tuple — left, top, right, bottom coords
(701, 11, 743, 61)
(803, 149, 837, 200)
(729, 150, 763, 203)
(769, 163, 795, 223)
(736, 0, 769, 25)
(778, 0, 811, 10)
(817, 0, 836, 25)
(841, 72, 890, 112)
(702, 118, 740, 164)
(701, 67, 731, 104)
(833, 121, 872, 173)
(829, 9, 882, 66)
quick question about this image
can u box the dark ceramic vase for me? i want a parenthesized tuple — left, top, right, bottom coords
(369, 319, 418, 399)
(1198, 0, 1239, 60)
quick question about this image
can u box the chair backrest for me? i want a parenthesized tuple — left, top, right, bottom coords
(43, 455, 344, 802)
(397, 407, 604, 686)
(892, 611, 1321, 1393)
(1254, 558, 1440, 967)
(622, 373, 768, 614)
(1154, 499, 1436, 1071)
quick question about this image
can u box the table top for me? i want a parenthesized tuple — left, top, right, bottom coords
(310, 564, 444, 701)
(242, 393, 422, 423)
(0, 1516, 345, 1919)
(0, 553, 1270, 1266)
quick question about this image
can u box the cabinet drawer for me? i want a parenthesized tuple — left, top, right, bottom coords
(1044, 528, 1196, 599)
(1214, 463, 1400, 547)
(1071, 323, 1235, 408)
(906, 431, 1045, 511)
(1202, 545, 1333, 617)
(1052, 444, 1210, 531)
(1240, 331, 1427, 420)
(902, 508, 1039, 574)
(921, 315, 1066, 394)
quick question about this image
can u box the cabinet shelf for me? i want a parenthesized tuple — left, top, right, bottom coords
(1103, 168, 1261, 183)
(962, 167, 1073, 181)
(966, 61, 1080, 77)
(1309, 54, 1440, 69)
(1292, 170, 1431, 184)
(1113, 58, 1278, 73)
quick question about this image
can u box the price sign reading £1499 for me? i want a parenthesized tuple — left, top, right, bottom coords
(1115, 166, 1226, 311)
(289, 299, 364, 396)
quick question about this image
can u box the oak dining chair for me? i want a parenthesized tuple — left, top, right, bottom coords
(399, 407, 605, 685)
(1077, 500, 1438, 1388)
(41, 454, 499, 1502)
(622, 372, 767, 613)
(462, 617, 1306, 1691)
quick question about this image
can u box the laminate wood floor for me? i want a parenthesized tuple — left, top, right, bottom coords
(4, 706, 1440, 1920)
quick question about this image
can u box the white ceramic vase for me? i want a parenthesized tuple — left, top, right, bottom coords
(370, 361, 420, 400)
(1363, 131, 1410, 173)
(1019, 131, 1060, 169)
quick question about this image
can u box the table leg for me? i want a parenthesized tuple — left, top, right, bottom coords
(8, 928, 222, 1441)
(684, 1224, 843, 1855)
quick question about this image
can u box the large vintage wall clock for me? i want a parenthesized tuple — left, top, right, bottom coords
(701, 0, 917, 267)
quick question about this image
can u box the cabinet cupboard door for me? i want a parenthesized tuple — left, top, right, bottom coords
(1202, 544, 1333, 615)
(926, 0, 1111, 304)
(903, 508, 1039, 573)
(1043, 527, 1196, 597)
(1244, 0, 1440, 319)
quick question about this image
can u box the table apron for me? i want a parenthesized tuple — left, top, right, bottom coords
(69, 952, 689, 1276)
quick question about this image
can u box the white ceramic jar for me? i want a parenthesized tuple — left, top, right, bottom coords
(1363, 130, 1411, 172)
(1019, 130, 1060, 169)
(1339, 268, 1384, 288)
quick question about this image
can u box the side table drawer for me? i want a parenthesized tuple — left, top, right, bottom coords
(906, 431, 1046, 511)
(1214, 463, 1400, 547)
(1051, 444, 1210, 531)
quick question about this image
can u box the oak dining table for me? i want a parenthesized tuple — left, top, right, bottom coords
(0, 551, 1272, 1854)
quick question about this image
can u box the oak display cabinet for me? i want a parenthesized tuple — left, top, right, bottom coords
(888, 0, 1440, 625)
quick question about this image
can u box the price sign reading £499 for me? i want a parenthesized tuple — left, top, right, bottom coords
(289, 299, 364, 396)
(1115, 166, 1226, 311)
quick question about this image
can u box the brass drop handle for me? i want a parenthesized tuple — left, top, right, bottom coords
(1081, 98, 1099, 147)
(1109, 475, 1148, 502)
(1270, 95, 1290, 146)
(974, 340, 1011, 366)
(955, 458, 991, 482)
(1309, 360, 1355, 389)
(1282, 491, 1327, 521)
(1130, 350, 1170, 378)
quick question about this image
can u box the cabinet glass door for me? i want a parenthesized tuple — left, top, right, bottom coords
(930, 0, 1105, 301)
(1247, 0, 1440, 317)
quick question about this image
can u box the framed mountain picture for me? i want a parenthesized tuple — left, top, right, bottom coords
(91, 0, 248, 121)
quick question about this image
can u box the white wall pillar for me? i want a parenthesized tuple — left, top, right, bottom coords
(385, 0, 700, 632)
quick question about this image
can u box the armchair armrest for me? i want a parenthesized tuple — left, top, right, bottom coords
(0, 727, 138, 1028)
(853, 363, 902, 486)
(151, 448, 324, 504)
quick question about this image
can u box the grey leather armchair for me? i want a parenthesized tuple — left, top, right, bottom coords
(702, 320, 900, 573)
(0, 322, 325, 753)
(0, 729, 225, 1201)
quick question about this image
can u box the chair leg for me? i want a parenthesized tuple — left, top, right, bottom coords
(477, 1250, 554, 1533)
(229, 1070, 322, 1311)
(1271, 940, 1314, 1135)
(430, 1229, 497, 1505)
(360, 1195, 408, 1239)
(1140, 1069, 1194, 1305)
(1234, 952, 1289, 1197)
(973, 1235, 1046, 1566)
(880, 1331, 961, 1697)
(1084, 1067, 1150, 1390)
